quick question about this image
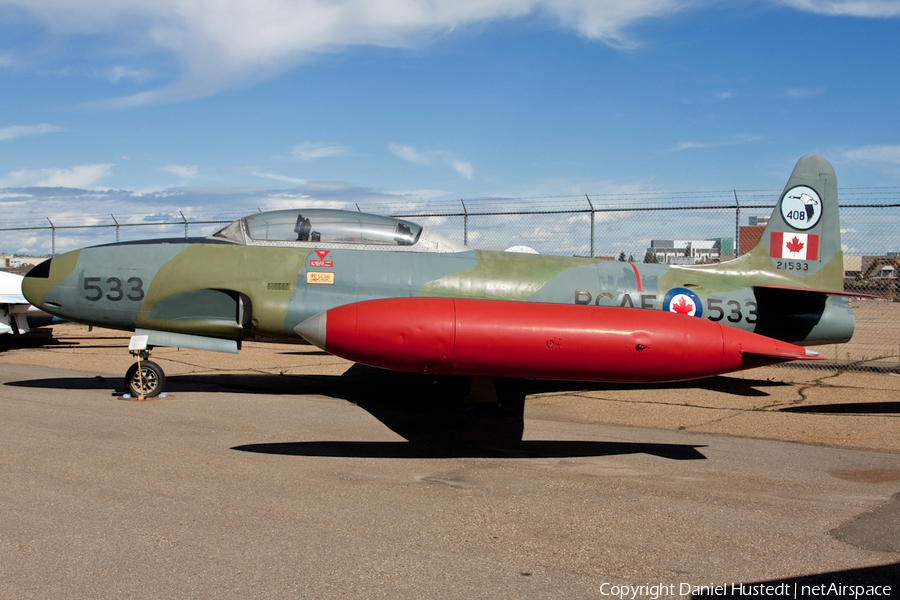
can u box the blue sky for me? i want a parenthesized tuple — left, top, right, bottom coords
(2, 0, 900, 254)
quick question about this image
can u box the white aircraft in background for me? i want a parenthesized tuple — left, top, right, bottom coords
(1, 270, 51, 335)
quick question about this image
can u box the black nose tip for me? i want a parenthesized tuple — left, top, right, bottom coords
(25, 258, 51, 279)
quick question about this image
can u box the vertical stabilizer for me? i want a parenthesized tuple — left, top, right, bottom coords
(751, 154, 843, 291)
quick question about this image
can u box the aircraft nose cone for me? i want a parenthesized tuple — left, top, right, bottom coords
(294, 312, 328, 350)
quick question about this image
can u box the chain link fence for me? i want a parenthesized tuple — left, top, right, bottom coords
(3, 190, 899, 372)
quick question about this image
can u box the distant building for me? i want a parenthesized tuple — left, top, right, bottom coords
(645, 238, 733, 265)
(861, 256, 899, 279)
(1, 255, 42, 269)
(844, 256, 900, 279)
(737, 217, 772, 255)
(844, 255, 862, 278)
(738, 226, 765, 255)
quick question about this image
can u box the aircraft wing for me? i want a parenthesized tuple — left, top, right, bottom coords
(1, 271, 38, 335)
(0, 270, 28, 302)
(1, 292, 28, 304)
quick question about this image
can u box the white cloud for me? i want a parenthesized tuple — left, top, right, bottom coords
(161, 164, 199, 180)
(16, 237, 39, 253)
(3, 1, 898, 106)
(843, 145, 900, 165)
(249, 170, 308, 185)
(0, 54, 13, 68)
(785, 86, 825, 99)
(389, 143, 473, 179)
(2, 0, 695, 105)
(671, 134, 762, 151)
(450, 159, 474, 180)
(291, 142, 349, 161)
(389, 143, 432, 165)
(776, 1, 900, 17)
(104, 65, 154, 84)
(1, 164, 113, 188)
(389, 188, 450, 199)
(0, 124, 64, 142)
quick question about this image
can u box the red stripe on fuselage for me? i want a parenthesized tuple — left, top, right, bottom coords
(630, 262, 642, 292)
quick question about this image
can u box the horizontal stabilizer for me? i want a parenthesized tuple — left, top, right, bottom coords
(744, 347, 822, 361)
(754, 285, 878, 299)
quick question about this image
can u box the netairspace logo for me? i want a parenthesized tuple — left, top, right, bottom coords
(597, 581, 892, 599)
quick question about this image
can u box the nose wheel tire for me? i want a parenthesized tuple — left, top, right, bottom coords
(125, 360, 166, 398)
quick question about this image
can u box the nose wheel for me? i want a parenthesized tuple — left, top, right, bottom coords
(125, 349, 166, 398)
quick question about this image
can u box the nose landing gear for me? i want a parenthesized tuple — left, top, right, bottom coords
(125, 348, 166, 399)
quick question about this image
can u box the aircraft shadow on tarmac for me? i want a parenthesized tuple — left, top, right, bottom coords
(17, 362, 858, 461)
(0, 329, 76, 351)
(6, 375, 117, 391)
(5, 364, 712, 459)
(232, 440, 707, 460)
(225, 364, 709, 459)
(780, 401, 900, 414)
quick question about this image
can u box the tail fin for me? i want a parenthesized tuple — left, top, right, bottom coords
(750, 154, 843, 291)
(676, 156, 853, 345)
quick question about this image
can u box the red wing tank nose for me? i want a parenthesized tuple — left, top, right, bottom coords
(294, 311, 329, 350)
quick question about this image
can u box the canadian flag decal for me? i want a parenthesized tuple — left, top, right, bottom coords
(770, 232, 818, 260)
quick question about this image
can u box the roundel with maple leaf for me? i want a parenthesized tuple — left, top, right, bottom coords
(662, 288, 703, 318)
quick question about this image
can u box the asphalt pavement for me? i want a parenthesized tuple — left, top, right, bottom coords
(1, 358, 898, 599)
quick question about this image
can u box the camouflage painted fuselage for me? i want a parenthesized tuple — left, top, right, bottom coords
(22, 235, 852, 349)
(22, 155, 856, 352)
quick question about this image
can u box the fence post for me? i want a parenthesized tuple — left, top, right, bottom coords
(47, 217, 56, 256)
(180, 211, 188, 239)
(111, 214, 120, 243)
(461, 200, 469, 246)
(733, 190, 740, 256)
(586, 194, 595, 258)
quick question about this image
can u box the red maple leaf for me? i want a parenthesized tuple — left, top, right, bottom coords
(786, 236, 804, 254)
(671, 296, 694, 315)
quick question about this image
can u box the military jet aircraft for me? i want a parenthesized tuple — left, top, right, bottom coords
(23, 155, 855, 397)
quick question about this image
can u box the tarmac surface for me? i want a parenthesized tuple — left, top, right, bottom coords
(1, 325, 899, 599)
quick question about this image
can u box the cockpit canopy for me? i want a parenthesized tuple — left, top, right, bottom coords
(210, 208, 467, 253)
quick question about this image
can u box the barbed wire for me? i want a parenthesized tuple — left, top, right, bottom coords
(3, 186, 899, 230)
